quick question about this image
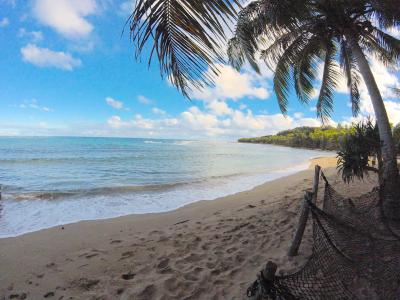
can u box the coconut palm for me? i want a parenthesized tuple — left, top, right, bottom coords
(129, 0, 400, 214)
(227, 0, 400, 215)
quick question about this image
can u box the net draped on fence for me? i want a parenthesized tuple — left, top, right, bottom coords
(247, 174, 400, 300)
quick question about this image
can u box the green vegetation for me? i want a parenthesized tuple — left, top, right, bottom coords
(238, 126, 352, 151)
(240, 121, 399, 184)
(337, 120, 382, 184)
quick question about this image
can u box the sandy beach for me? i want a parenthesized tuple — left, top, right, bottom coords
(0, 157, 378, 300)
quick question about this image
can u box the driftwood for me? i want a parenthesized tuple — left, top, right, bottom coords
(287, 165, 321, 256)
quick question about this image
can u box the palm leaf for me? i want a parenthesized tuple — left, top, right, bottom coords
(270, 35, 309, 114)
(129, 0, 241, 97)
(368, 0, 400, 29)
(293, 35, 324, 104)
(317, 41, 340, 123)
(371, 27, 400, 62)
(340, 40, 361, 117)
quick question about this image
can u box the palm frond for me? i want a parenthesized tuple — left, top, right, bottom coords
(359, 31, 398, 66)
(317, 41, 340, 123)
(340, 40, 361, 117)
(227, 37, 246, 71)
(229, 0, 265, 73)
(228, 0, 310, 73)
(129, 0, 241, 97)
(371, 27, 400, 62)
(260, 28, 304, 69)
(271, 35, 309, 114)
(368, 0, 400, 29)
(293, 35, 324, 104)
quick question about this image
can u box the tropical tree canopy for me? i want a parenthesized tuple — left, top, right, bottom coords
(128, 0, 241, 97)
(129, 0, 400, 107)
(228, 0, 400, 121)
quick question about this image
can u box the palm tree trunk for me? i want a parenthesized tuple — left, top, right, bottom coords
(346, 34, 400, 218)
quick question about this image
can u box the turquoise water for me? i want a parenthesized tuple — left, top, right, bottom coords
(0, 137, 333, 237)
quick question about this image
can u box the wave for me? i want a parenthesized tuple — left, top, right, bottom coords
(144, 140, 163, 144)
(0, 160, 317, 238)
(0, 155, 147, 164)
(173, 140, 195, 146)
(5, 172, 249, 202)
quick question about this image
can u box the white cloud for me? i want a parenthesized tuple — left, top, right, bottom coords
(18, 28, 43, 42)
(0, 17, 9, 27)
(152, 107, 166, 115)
(106, 97, 124, 109)
(21, 44, 81, 70)
(206, 100, 232, 116)
(33, 0, 97, 39)
(293, 112, 304, 119)
(119, 1, 135, 16)
(353, 57, 400, 125)
(137, 95, 152, 105)
(191, 64, 269, 102)
(17, 99, 53, 112)
(104, 100, 324, 139)
(239, 103, 247, 110)
(4, 100, 328, 138)
(107, 115, 124, 129)
(384, 101, 400, 125)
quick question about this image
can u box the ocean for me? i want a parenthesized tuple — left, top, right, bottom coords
(0, 137, 333, 237)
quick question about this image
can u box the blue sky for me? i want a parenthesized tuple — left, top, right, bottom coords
(1, 0, 400, 140)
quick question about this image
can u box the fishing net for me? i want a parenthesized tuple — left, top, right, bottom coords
(247, 173, 400, 300)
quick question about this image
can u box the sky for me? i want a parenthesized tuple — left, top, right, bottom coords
(1, 0, 400, 140)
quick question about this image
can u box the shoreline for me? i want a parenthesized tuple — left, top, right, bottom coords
(0, 154, 335, 239)
(0, 156, 376, 299)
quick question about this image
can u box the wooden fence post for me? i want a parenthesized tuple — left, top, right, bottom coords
(312, 165, 321, 204)
(287, 166, 321, 257)
(262, 261, 277, 281)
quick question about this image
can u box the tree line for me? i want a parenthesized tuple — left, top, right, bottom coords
(238, 124, 400, 152)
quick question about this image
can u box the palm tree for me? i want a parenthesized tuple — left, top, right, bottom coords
(128, 0, 242, 97)
(227, 0, 400, 216)
(128, 0, 400, 215)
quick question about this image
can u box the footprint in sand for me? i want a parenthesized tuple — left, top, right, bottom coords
(71, 278, 100, 291)
(43, 291, 55, 298)
(78, 249, 107, 260)
(85, 253, 99, 259)
(120, 251, 134, 260)
(226, 247, 237, 254)
(183, 272, 199, 282)
(121, 271, 136, 280)
(34, 272, 45, 279)
(158, 235, 169, 242)
(235, 253, 245, 263)
(9, 293, 27, 299)
(205, 261, 216, 270)
(45, 262, 56, 269)
(156, 257, 170, 269)
(149, 230, 165, 236)
(136, 284, 156, 299)
(110, 239, 123, 244)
